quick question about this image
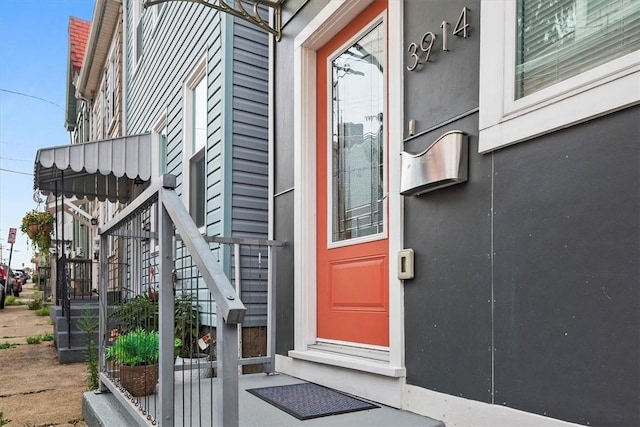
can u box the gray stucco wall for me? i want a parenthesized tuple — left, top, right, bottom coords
(402, 0, 489, 403)
(402, 1, 639, 426)
(273, 0, 329, 354)
(274, 0, 639, 425)
(491, 107, 639, 425)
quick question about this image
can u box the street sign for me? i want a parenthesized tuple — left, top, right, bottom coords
(7, 227, 17, 244)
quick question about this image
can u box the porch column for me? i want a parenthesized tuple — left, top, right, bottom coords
(158, 179, 175, 425)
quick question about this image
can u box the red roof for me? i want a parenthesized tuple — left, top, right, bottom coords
(69, 17, 91, 72)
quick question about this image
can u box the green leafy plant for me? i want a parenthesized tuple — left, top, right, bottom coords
(0, 411, 11, 426)
(20, 210, 55, 255)
(41, 332, 54, 341)
(79, 309, 99, 389)
(105, 328, 160, 366)
(174, 293, 203, 357)
(4, 295, 23, 306)
(109, 293, 159, 334)
(0, 342, 17, 349)
(106, 328, 180, 366)
(27, 291, 43, 310)
(35, 306, 50, 316)
(26, 335, 42, 344)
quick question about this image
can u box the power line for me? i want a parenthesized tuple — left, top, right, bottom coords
(0, 156, 31, 162)
(0, 88, 64, 111)
(0, 168, 32, 176)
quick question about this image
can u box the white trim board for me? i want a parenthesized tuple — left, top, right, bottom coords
(403, 384, 586, 427)
(478, 0, 640, 153)
(292, 0, 405, 371)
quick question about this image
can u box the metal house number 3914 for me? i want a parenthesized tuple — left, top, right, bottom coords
(407, 7, 470, 71)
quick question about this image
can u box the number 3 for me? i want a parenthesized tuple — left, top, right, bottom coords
(407, 42, 420, 71)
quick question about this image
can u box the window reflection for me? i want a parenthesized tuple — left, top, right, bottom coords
(331, 23, 385, 243)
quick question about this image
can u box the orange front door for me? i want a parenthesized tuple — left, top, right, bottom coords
(316, 0, 389, 347)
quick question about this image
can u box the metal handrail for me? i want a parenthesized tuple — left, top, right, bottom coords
(97, 175, 248, 426)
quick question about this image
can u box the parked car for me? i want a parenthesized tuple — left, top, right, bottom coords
(0, 265, 22, 297)
(14, 269, 30, 283)
(0, 264, 6, 308)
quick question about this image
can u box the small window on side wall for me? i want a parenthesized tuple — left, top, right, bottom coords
(182, 55, 207, 229)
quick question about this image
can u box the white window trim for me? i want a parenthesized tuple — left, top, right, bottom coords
(292, 0, 404, 373)
(151, 111, 167, 179)
(132, 0, 143, 74)
(150, 112, 166, 257)
(182, 55, 207, 231)
(152, 2, 165, 30)
(478, 0, 640, 153)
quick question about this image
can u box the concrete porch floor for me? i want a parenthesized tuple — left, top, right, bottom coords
(83, 372, 445, 426)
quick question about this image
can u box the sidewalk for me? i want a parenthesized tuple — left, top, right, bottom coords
(0, 280, 88, 426)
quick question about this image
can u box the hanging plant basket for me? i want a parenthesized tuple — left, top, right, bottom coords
(20, 210, 55, 254)
(26, 223, 40, 239)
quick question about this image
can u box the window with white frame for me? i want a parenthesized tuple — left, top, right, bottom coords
(133, 0, 143, 65)
(479, 0, 640, 152)
(152, 2, 165, 29)
(151, 112, 168, 178)
(108, 44, 117, 126)
(183, 57, 207, 229)
(103, 44, 116, 134)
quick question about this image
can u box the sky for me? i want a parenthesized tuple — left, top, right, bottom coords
(0, 0, 95, 269)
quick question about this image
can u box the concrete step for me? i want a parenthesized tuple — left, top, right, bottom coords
(54, 315, 100, 332)
(58, 346, 92, 364)
(56, 330, 99, 348)
(51, 303, 99, 319)
(83, 390, 139, 427)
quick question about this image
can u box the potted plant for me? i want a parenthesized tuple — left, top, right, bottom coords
(174, 293, 213, 382)
(105, 328, 180, 396)
(20, 210, 54, 255)
(109, 293, 159, 334)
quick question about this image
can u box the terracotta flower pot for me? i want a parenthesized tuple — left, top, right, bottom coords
(26, 222, 52, 239)
(119, 363, 158, 396)
(26, 223, 40, 239)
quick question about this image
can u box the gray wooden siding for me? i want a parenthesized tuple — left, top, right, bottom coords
(124, 1, 269, 327)
(232, 19, 268, 238)
(229, 18, 269, 327)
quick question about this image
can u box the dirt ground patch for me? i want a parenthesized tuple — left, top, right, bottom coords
(0, 282, 88, 427)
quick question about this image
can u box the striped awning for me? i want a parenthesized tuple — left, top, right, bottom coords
(34, 134, 151, 203)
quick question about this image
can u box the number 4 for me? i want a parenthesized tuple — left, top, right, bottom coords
(453, 7, 469, 38)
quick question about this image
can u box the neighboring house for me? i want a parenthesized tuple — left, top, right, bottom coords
(74, 0, 125, 293)
(122, 0, 269, 333)
(272, 1, 639, 427)
(47, 16, 91, 304)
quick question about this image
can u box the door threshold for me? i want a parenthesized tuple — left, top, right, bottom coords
(289, 342, 405, 377)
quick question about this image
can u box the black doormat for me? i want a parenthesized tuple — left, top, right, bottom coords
(247, 382, 379, 420)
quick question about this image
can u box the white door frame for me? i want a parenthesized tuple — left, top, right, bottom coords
(292, 0, 404, 374)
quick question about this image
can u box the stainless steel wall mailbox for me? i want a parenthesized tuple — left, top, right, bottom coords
(400, 130, 468, 196)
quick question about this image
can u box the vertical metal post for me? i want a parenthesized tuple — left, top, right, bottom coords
(98, 233, 109, 392)
(158, 191, 175, 426)
(266, 245, 277, 374)
(234, 243, 242, 372)
(217, 310, 239, 427)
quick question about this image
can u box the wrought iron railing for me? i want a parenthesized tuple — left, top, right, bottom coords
(96, 175, 281, 426)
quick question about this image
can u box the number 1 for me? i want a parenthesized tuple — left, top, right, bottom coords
(440, 21, 449, 51)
